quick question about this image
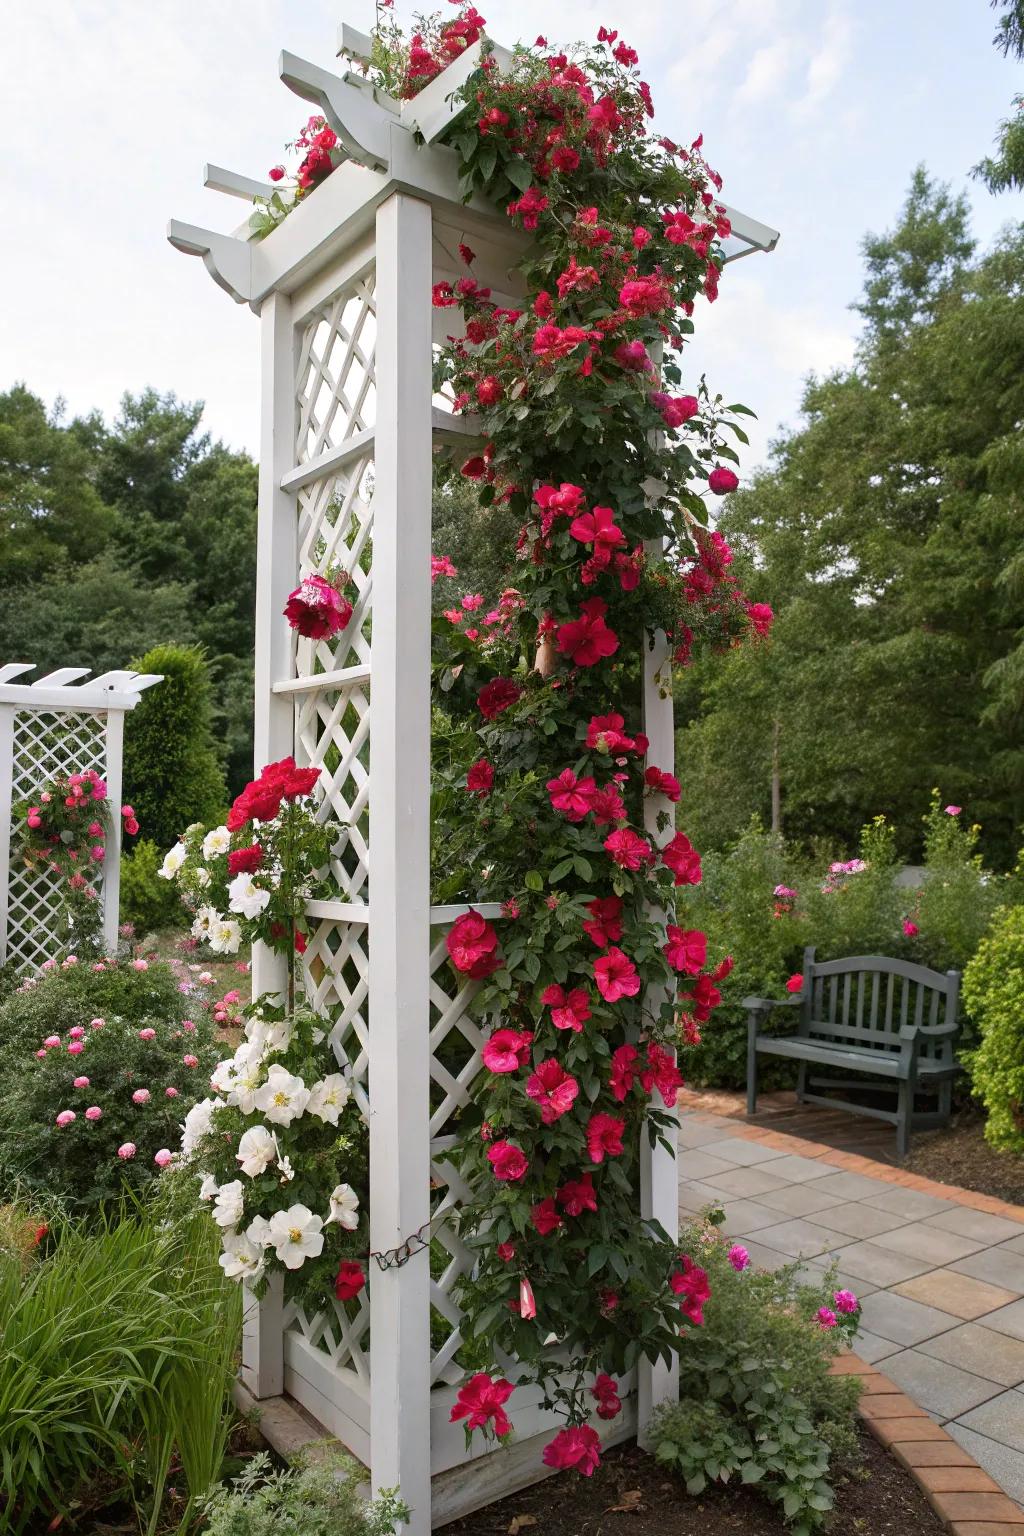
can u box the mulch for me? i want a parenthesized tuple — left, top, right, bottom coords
(907, 1110, 1024, 1205)
(442, 1427, 945, 1536)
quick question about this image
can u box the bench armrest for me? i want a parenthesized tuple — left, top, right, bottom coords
(741, 996, 803, 1012)
(919, 1020, 959, 1039)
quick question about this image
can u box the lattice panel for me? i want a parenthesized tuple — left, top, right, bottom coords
(295, 457, 374, 675)
(295, 277, 377, 464)
(5, 710, 107, 973)
(295, 681, 370, 901)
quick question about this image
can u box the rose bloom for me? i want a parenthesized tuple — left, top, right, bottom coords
(183, 1054, 199, 1068)
(728, 1244, 750, 1272)
(67, 1042, 84, 1055)
(117, 1143, 136, 1160)
(542, 1424, 602, 1477)
(55, 1110, 76, 1128)
(73, 1075, 90, 1089)
(334, 1260, 366, 1301)
(486, 1140, 529, 1181)
(154, 1148, 173, 1168)
(138, 1027, 156, 1041)
(85, 1106, 102, 1121)
(450, 1373, 515, 1438)
(132, 1089, 151, 1105)
(165, 1086, 179, 1098)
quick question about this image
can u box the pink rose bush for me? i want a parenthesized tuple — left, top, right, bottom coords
(158, 757, 339, 957)
(179, 1001, 368, 1304)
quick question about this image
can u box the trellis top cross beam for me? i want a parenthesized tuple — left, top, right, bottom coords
(168, 19, 779, 309)
(0, 664, 163, 713)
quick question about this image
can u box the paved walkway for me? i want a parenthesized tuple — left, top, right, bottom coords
(679, 1106, 1024, 1506)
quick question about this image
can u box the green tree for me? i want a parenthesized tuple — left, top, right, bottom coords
(973, 1, 1024, 193)
(123, 644, 228, 851)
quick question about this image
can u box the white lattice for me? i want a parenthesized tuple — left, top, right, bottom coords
(5, 710, 106, 972)
(295, 278, 377, 463)
(295, 457, 375, 674)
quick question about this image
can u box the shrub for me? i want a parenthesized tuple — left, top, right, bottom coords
(0, 950, 202, 1056)
(120, 837, 186, 932)
(123, 643, 227, 851)
(0, 969, 218, 1208)
(913, 794, 1006, 973)
(0, 1204, 240, 1534)
(963, 904, 1024, 1150)
(200, 1451, 409, 1536)
(650, 1217, 862, 1535)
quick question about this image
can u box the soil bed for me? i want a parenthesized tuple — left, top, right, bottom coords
(443, 1426, 944, 1536)
(907, 1110, 1024, 1204)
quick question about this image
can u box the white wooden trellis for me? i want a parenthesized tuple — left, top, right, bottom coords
(0, 664, 163, 970)
(169, 22, 778, 1531)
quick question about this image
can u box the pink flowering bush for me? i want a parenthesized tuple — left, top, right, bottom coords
(0, 977, 218, 1209)
(650, 1211, 862, 1530)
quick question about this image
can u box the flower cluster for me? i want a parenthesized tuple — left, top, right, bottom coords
(283, 571, 354, 640)
(249, 115, 343, 239)
(158, 758, 337, 956)
(181, 1001, 368, 1304)
(14, 769, 139, 949)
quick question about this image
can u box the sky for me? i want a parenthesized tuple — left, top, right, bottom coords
(2, 0, 1022, 474)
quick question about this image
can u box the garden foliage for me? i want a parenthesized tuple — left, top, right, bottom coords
(120, 837, 186, 932)
(200, 1452, 409, 1536)
(963, 904, 1024, 1150)
(0, 949, 203, 1055)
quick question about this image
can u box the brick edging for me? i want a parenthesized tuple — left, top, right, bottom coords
(678, 1089, 1024, 1227)
(832, 1353, 1023, 1531)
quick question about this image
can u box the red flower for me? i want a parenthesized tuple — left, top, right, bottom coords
(532, 322, 588, 361)
(531, 1197, 564, 1235)
(708, 465, 740, 494)
(746, 601, 774, 636)
(487, 1140, 529, 1181)
(227, 758, 321, 830)
(547, 768, 596, 821)
(569, 504, 626, 559)
(450, 1373, 515, 1437)
(586, 1111, 626, 1163)
(283, 574, 353, 639)
(541, 984, 592, 1032)
(466, 759, 494, 797)
(447, 910, 501, 978)
(557, 597, 619, 667)
(594, 946, 640, 1003)
(542, 1424, 602, 1476)
(785, 973, 804, 994)
(526, 1059, 579, 1123)
(661, 831, 702, 886)
(609, 1043, 639, 1102)
(650, 392, 699, 429)
(587, 785, 626, 826)
(227, 843, 263, 876)
(641, 1043, 684, 1107)
(586, 712, 635, 754)
(334, 1261, 366, 1301)
(583, 895, 623, 948)
(477, 375, 503, 406)
(508, 186, 550, 230)
(670, 1255, 712, 1325)
(557, 1173, 598, 1217)
(591, 1372, 622, 1420)
(481, 1028, 534, 1073)
(619, 274, 670, 316)
(644, 765, 681, 802)
(663, 926, 707, 975)
(497, 1241, 516, 1262)
(603, 828, 653, 871)
(477, 677, 522, 719)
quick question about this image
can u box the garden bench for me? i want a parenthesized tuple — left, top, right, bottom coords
(744, 949, 961, 1157)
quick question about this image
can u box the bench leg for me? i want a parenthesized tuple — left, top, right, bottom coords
(796, 1060, 808, 1104)
(746, 1036, 758, 1117)
(897, 1068, 917, 1159)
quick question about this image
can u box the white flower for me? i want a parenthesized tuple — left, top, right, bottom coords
(306, 1074, 351, 1126)
(254, 1064, 309, 1126)
(212, 1179, 245, 1229)
(181, 1096, 222, 1156)
(196, 866, 212, 889)
(277, 1153, 296, 1183)
(159, 843, 186, 880)
(326, 1183, 360, 1231)
(191, 905, 218, 942)
(246, 1214, 272, 1248)
(236, 1125, 277, 1178)
(209, 917, 242, 955)
(231, 1055, 266, 1115)
(246, 1014, 293, 1054)
(199, 1173, 219, 1202)
(203, 826, 232, 860)
(219, 1230, 265, 1283)
(228, 872, 272, 921)
(265, 1204, 325, 1270)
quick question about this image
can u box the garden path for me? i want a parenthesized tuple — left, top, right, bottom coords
(679, 1096, 1024, 1508)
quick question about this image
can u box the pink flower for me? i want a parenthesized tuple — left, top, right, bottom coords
(817, 1307, 838, 1329)
(708, 465, 739, 494)
(903, 919, 919, 937)
(88, 821, 103, 837)
(557, 1173, 598, 1217)
(43, 1035, 60, 1049)
(283, 574, 353, 639)
(609, 1044, 639, 1102)
(450, 1374, 515, 1437)
(557, 597, 619, 668)
(644, 765, 681, 801)
(834, 1289, 859, 1313)
(90, 1017, 105, 1030)
(547, 768, 597, 821)
(785, 974, 804, 995)
(35, 1049, 46, 1059)
(641, 1043, 684, 1107)
(447, 910, 502, 978)
(138, 1027, 156, 1041)
(586, 1112, 625, 1163)
(542, 1424, 602, 1476)
(591, 1373, 622, 1420)
(90, 845, 105, 863)
(132, 1089, 151, 1105)
(944, 805, 961, 816)
(69, 1025, 85, 1040)
(594, 947, 640, 1003)
(526, 1059, 579, 1123)
(603, 828, 653, 871)
(132, 959, 148, 972)
(67, 1042, 84, 1055)
(541, 984, 592, 1032)
(154, 1148, 173, 1168)
(487, 1141, 529, 1181)
(181, 1019, 196, 1032)
(728, 1244, 750, 1272)
(661, 831, 702, 886)
(165, 1086, 179, 1098)
(85, 1106, 102, 1121)
(671, 1255, 712, 1325)
(55, 1110, 76, 1128)
(481, 1028, 534, 1073)
(117, 1142, 136, 1160)
(183, 1054, 199, 1068)
(663, 926, 707, 975)
(583, 896, 623, 947)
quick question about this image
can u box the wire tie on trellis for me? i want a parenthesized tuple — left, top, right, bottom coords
(368, 1217, 437, 1271)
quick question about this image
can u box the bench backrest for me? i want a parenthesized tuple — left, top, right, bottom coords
(797, 948, 960, 1064)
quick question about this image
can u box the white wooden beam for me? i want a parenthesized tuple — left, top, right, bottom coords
(205, 163, 276, 202)
(278, 52, 392, 170)
(337, 22, 374, 68)
(167, 220, 256, 304)
(279, 426, 376, 493)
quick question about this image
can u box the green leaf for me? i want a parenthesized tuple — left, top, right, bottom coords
(524, 870, 543, 892)
(505, 159, 533, 192)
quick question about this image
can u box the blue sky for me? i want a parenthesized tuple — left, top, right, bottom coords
(2, 0, 1021, 475)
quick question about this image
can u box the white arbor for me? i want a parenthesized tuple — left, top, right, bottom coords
(0, 664, 162, 971)
(170, 21, 778, 1530)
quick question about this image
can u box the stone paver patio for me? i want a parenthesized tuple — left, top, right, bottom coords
(679, 1106, 1024, 1507)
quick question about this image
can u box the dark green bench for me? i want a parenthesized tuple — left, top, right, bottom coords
(744, 948, 961, 1157)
